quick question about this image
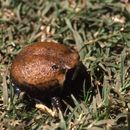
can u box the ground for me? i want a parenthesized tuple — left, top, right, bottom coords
(0, 0, 130, 130)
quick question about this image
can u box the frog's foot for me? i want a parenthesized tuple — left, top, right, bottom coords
(12, 83, 21, 95)
(51, 96, 62, 111)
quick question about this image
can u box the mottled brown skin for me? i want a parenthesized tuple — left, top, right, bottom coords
(10, 42, 80, 101)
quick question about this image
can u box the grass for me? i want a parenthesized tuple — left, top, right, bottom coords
(0, 0, 130, 129)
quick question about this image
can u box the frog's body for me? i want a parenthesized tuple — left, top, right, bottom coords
(10, 42, 80, 105)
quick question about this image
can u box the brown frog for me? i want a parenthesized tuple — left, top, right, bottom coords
(10, 41, 80, 110)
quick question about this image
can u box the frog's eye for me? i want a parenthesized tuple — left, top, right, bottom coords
(52, 64, 59, 70)
(52, 64, 67, 74)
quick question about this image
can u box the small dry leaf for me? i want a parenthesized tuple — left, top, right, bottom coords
(35, 103, 57, 117)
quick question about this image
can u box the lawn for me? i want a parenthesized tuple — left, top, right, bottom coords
(0, 0, 130, 130)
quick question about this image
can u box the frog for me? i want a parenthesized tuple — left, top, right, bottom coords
(10, 41, 82, 113)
